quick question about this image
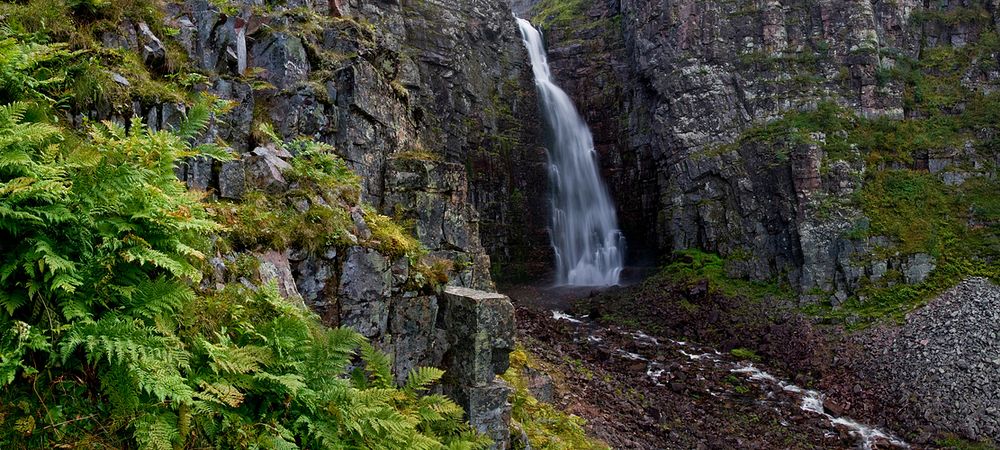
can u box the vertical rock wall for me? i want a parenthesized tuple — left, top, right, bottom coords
(535, 0, 998, 297)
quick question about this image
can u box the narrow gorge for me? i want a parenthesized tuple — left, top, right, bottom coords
(0, 0, 997, 449)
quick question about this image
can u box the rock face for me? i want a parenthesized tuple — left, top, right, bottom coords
(534, 0, 998, 297)
(98, 0, 550, 287)
(862, 278, 1000, 441)
(88, 0, 541, 442)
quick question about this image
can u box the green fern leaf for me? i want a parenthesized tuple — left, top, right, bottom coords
(404, 367, 445, 395)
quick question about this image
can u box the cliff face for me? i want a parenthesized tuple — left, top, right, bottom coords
(534, 0, 999, 300)
(87, 0, 548, 444)
(154, 0, 550, 291)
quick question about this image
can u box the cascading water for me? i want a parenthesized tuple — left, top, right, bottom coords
(516, 18, 625, 286)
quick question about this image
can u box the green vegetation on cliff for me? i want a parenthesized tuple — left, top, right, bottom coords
(662, 249, 793, 301)
(502, 347, 609, 450)
(715, 33, 1000, 324)
(729, 99, 999, 324)
(0, 12, 488, 450)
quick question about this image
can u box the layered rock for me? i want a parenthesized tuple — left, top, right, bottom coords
(534, 0, 998, 297)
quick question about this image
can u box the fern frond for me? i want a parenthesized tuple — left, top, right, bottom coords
(403, 367, 445, 395)
(174, 95, 216, 139)
(124, 277, 193, 321)
(195, 381, 245, 408)
(134, 411, 179, 450)
(360, 341, 393, 389)
(200, 338, 271, 375)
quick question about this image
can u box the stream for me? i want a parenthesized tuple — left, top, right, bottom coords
(546, 308, 910, 450)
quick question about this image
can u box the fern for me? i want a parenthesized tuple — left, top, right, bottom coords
(0, 35, 489, 450)
(134, 411, 180, 450)
(404, 367, 446, 396)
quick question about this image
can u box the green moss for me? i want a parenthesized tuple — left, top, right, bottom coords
(362, 206, 423, 259)
(935, 435, 998, 450)
(392, 145, 442, 162)
(809, 256, 1000, 328)
(729, 348, 762, 362)
(661, 249, 793, 300)
(530, 0, 591, 30)
(911, 5, 993, 27)
(502, 348, 610, 450)
(1, 0, 196, 115)
(215, 130, 426, 261)
(861, 170, 952, 256)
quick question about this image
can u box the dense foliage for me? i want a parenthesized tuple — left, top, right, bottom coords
(0, 30, 488, 450)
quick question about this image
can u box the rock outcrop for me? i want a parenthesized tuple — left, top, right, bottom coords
(441, 287, 517, 448)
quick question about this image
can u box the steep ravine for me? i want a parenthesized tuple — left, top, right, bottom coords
(508, 2, 1000, 444)
(532, 0, 999, 299)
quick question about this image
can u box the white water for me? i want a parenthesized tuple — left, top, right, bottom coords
(516, 18, 625, 286)
(545, 305, 908, 449)
(732, 364, 909, 450)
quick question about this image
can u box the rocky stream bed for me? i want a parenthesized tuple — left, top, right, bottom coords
(505, 284, 916, 450)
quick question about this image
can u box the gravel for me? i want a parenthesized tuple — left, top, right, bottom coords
(864, 277, 1000, 441)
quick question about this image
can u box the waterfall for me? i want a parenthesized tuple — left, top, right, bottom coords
(516, 18, 625, 286)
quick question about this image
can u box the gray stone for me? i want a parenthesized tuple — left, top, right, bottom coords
(441, 286, 515, 385)
(256, 250, 305, 308)
(219, 160, 246, 199)
(110, 72, 130, 86)
(138, 22, 167, 70)
(439, 286, 515, 450)
(904, 253, 936, 285)
(293, 255, 338, 323)
(247, 145, 292, 193)
(463, 381, 513, 450)
(251, 33, 309, 89)
(351, 207, 372, 240)
(338, 246, 391, 339)
(863, 278, 1000, 442)
(524, 366, 555, 403)
(389, 295, 445, 385)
